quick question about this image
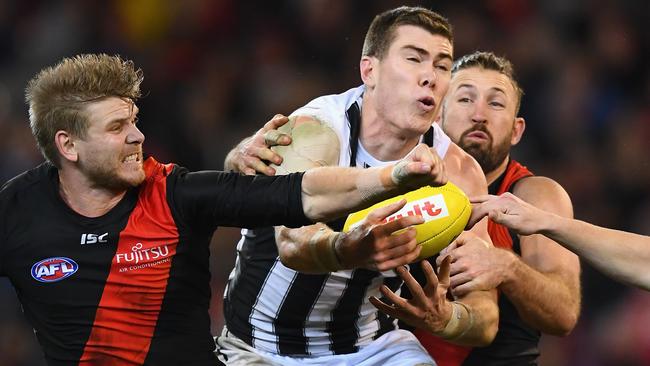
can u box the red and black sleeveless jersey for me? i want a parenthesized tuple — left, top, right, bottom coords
(415, 159, 539, 366)
(0, 157, 309, 366)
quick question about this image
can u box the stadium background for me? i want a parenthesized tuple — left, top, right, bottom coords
(0, 0, 648, 365)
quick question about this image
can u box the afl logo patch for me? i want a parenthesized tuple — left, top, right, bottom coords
(31, 257, 79, 283)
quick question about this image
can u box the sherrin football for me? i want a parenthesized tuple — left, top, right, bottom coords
(343, 182, 471, 260)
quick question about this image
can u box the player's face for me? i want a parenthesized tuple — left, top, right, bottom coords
(441, 67, 520, 173)
(372, 25, 453, 136)
(75, 97, 145, 190)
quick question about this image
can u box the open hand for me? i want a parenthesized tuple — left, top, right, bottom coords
(369, 257, 454, 334)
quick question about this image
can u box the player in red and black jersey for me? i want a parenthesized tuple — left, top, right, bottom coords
(416, 51, 582, 366)
(0, 54, 448, 366)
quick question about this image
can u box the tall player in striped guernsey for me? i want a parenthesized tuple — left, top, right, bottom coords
(420, 52, 581, 365)
(220, 7, 498, 366)
(0, 54, 451, 366)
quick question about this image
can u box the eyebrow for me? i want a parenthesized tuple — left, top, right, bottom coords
(401, 45, 453, 61)
(457, 84, 507, 95)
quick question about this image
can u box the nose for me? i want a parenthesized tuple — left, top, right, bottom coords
(420, 67, 438, 89)
(471, 100, 488, 124)
(126, 123, 145, 144)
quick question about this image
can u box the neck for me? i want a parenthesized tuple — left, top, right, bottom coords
(58, 169, 127, 218)
(485, 156, 510, 186)
(359, 94, 422, 161)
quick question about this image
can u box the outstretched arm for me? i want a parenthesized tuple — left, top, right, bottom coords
(447, 178, 580, 336)
(300, 142, 447, 222)
(472, 192, 650, 291)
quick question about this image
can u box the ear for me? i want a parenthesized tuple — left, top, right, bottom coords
(359, 56, 377, 88)
(510, 117, 526, 146)
(54, 130, 79, 163)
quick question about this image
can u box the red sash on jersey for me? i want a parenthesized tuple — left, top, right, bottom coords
(488, 160, 533, 250)
(80, 158, 179, 366)
(415, 160, 532, 366)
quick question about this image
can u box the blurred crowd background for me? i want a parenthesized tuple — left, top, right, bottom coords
(0, 0, 648, 365)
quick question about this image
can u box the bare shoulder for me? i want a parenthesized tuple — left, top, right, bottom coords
(513, 176, 573, 217)
(443, 143, 487, 196)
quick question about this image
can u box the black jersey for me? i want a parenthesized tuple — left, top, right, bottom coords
(0, 157, 309, 366)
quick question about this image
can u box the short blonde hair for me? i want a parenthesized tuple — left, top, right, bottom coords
(25, 54, 143, 167)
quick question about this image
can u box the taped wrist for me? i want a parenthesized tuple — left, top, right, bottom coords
(435, 301, 474, 340)
(308, 228, 343, 272)
(355, 166, 394, 204)
(390, 160, 411, 186)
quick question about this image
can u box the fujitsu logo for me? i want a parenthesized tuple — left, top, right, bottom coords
(115, 242, 171, 264)
(382, 194, 450, 223)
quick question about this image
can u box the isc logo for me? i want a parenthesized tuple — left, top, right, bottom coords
(30, 257, 79, 283)
(80, 233, 108, 245)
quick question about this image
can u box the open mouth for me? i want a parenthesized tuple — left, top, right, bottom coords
(418, 97, 435, 112)
(123, 153, 141, 163)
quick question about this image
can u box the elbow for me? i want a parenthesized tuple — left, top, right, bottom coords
(463, 302, 499, 347)
(527, 307, 579, 337)
(475, 315, 499, 347)
(303, 205, 323, 223)
(301, 192, 321, 222)
(302, 200, 334, 223)
(545, 312, 579, 337)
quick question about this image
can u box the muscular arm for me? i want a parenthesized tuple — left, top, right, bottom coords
(500, 177, 581, 335)
(474, 192, 650, 291)
(545, 215, 650, 291)
(448, 171, 580, 336)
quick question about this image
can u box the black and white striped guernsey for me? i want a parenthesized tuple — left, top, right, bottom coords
(223, 85, 451, 356)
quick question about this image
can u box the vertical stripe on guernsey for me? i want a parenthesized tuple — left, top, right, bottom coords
(79, 161, 179, 365)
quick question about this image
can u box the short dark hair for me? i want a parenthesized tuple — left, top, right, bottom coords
(25, 54, 143, 167)
(452, 51, 524, 113)
(362, 6, 453, 60)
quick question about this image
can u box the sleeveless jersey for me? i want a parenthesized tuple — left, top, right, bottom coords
(223, 85, 451, 356)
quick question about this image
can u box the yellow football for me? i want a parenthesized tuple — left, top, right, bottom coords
(343, 182, 471, 260)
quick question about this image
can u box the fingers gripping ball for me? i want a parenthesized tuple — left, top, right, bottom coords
(270, 116, 340, 174)
(343, 182, 471, 260)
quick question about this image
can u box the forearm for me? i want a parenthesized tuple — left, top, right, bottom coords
(276, 224, 342, 274)
(301, 165, 396, 222)
(447, 290, 499, 346)
(546, 216, 650, 290)
(499, 256, 580, 335)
